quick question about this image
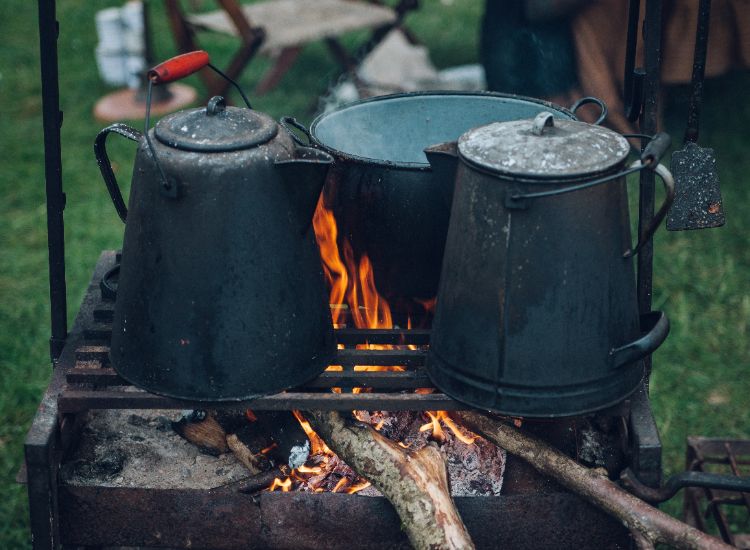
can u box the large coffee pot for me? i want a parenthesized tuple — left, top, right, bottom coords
(94, 52, 334, 401)
(425, 112, 674, 417)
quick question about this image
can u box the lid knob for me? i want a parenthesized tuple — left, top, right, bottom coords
(532, 112, 555, 136)
(206, 96, 227, 116)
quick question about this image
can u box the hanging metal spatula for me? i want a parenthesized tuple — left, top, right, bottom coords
(666, 0, 725, 231)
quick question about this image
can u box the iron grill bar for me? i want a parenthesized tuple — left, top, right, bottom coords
(58, 252, 466, 412)
(57, 389, 463, 414)
(66, 366, 432, 390)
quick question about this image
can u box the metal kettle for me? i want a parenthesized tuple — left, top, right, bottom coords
(424, 112, 674, 417)
(94, 52, 335, 401)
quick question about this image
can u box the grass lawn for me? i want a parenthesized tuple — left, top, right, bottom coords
(0, 0, 747, 547)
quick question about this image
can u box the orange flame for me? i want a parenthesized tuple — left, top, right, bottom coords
(346, 480, 372, 494)
(332, 477, 349, 493)
(312, 197, 348, 327)
(268, 477, 292, 492)
(419, 411, 477, 445)
(292, 410, 330, 456)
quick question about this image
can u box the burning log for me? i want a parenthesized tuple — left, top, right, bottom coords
(308, 410, 475, 550)
(455, 411, 733, 550)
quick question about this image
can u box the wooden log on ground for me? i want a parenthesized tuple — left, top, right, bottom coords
(308, 410, 475, 550)
(455, 411, 732, 550)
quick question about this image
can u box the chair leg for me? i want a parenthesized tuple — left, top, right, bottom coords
(254, 46, 304, 95)
(163, 0, 223, 97)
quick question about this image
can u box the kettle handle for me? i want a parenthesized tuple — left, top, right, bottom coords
(94, 123, 143, 223)
(609, 311, 670, 369)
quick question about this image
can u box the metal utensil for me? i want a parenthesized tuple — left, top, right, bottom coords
(666, 0, 725, 231)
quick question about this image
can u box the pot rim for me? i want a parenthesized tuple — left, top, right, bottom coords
(309, 91, 578, 172)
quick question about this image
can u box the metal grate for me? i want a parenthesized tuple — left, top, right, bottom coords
(58, 252, 467, 413)
(684, 437, 750, 547)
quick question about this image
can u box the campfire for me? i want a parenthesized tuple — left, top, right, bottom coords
(256, 197, 488, 495)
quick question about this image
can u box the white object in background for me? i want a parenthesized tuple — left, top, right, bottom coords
(94, 1, 145, 89)
(357, 29, 439, 94)
(95, 46, 129, 87)
(95, 7, 125, 52)
(436, 64, 487, 91)
(121, 1, 145, 54)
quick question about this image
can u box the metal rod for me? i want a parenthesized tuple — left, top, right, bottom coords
(38, 0, 68, 362)
(637, 0, 663, 385)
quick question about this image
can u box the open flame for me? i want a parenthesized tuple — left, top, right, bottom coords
(267, 198, 474, 493)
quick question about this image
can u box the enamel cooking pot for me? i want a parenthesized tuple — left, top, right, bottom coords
(425, 112, 674, 417)
(283, 92, 606, 302)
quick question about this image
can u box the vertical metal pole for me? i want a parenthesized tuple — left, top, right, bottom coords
(637, 0, 663, 385)
(38, 0, 68, 362)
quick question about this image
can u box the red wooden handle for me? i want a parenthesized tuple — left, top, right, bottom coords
(148, 51, 210, 85)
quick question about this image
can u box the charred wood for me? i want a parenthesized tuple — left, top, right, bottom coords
(308, 410, 475, 550)
(455, 411, 732, 550)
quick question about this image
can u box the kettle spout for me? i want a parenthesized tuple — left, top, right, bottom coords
(275, 146, 334, 234)
(424, 141, 459, 210)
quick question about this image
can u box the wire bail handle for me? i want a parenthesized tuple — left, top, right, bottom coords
(143, 51, 254, 194)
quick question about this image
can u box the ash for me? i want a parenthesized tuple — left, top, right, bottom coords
(60, 409, 249, 489)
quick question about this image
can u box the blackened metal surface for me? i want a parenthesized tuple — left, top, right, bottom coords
(154, 102, 278, 152)
(637, 0, 663, 385)
(57, 389, 465, 413)
(666, 0, 725, 232)
(103, 119, 335, 401)
(628, 385, 662, 487)
(25, 252, 115, 549)
(38, 0, 68, 361)
(58, 488, 630, 549)
(310, 92, 578, 301)
(457, 116, 630, 178)
(667, 143, 725, 230)
(426, 150, 663, 417)
(621, 468, 750, 504)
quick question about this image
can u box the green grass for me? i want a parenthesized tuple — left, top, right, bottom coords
(0, 0, 747, 547)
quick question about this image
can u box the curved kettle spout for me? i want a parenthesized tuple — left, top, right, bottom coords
(275, 146, 334, 234)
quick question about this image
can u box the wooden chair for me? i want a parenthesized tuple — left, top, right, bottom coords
(164, 0, 418, 98)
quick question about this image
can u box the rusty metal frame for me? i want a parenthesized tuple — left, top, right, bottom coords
(683, 437, 750, 546)
(25, 251, 665, 548)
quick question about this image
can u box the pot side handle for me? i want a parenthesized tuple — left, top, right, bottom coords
(569, 96, 608, 125)
(609, 311, 670, 369)
(94, 123, 143, 223)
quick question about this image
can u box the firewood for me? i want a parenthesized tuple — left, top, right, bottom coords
(308, 410, 475, 550)
(172, 410, 228, 456)
(226, 433, 263, 476)
(455, 411, 732, 550)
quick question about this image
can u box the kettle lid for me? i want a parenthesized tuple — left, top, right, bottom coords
(155, 96, 278, 152)
(458, 112, 631, 179)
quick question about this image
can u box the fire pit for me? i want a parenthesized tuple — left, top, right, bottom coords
(24, 250, 663, 548)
